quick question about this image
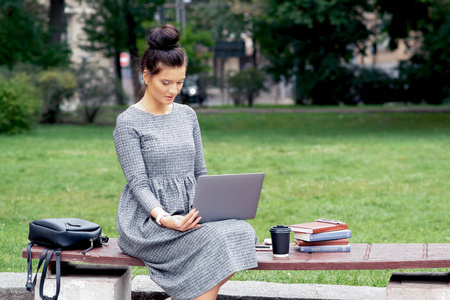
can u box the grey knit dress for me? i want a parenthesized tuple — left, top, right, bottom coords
(113, 103, 258, 300)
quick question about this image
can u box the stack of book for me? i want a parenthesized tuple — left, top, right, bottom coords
(289, 219, 351, 253)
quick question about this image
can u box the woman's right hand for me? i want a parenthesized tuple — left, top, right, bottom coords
(161, 209, 202, 232)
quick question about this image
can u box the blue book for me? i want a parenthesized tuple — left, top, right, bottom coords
(293, 229, 352, 242)
(300, 244, 351, 253)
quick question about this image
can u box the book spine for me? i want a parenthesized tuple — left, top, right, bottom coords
(295, 230, 352, 242)
(289, 224, 348, 234)
(310, 230, 351, 241)
(289, 227, 313, 234)
(300, 245, 351, 253)
(295, 238, 349, 246)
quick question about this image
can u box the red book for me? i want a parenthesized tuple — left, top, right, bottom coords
(295, 238, 349, 247)
(289, 219, 348, 234)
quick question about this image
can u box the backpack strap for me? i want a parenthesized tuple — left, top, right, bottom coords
(26, 243, 49, 292)
(39, 249, 61, 300)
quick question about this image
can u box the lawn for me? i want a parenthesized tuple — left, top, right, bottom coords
(0, 110, 449, 287)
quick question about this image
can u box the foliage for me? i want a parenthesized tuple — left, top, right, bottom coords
(179, 25, 215, 76)
(390, 1, 450, 104)
(374, 0, 430, 50)
(37, 69, 77, 124)
(227, 67, 268, 106)
(179, 25, 216, 104)
(186, 0, 450, 105)
(80, 0, 134, 58)
(187, 0, 267, 96)
(349, 67, 396, 105)
(80, 0, 165, 97)
(0, 74, 41, 134)
(75, 61, 123, 124)
(255, 0, 372, 105)
(187, 0, 266, 42)
(0, 0, 70, 69)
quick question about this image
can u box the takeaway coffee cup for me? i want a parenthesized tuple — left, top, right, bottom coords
(270, 225, 291, 257)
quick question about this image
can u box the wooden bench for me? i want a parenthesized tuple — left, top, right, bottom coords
(22, 238, 450, 270)
(22, 239, 450, 299)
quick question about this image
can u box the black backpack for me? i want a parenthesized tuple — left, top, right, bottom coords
(25, 218, 108, 300)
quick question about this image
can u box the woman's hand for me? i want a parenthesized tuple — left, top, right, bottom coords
(161, 209, 202, 232)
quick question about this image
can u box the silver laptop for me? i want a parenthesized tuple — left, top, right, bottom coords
(192, 172, 265, 223)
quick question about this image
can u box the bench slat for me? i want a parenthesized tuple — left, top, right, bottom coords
(22, 238, 450, 271)
(23, 239, 145, 267)
(256, 243, 450, 270)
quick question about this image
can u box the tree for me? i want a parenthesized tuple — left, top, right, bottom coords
(80, 0, 164, 99)
(0, 0, 70, 69)
(187, 0, 266, 67)
(254, 0, 372, 105)
(187, 1, 249, 41)
(179, 25, 215, 76)
(49, 0, 66, 44)
(75, 61, 121, 123)
(375, 0, 430, 50)
(227, 67, 267, 106)
(179, 25, 215, 104)
(375, 0, 450, 104)
(37, 69, 77, 124)
(185, 0, 267, 102)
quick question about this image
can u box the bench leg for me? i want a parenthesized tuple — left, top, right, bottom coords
(386, 272, 450, 300)
(36, 263, 131, 300)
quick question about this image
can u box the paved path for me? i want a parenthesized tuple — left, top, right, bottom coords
(1, 272, 386, 300)
(194, 105, 450, 114)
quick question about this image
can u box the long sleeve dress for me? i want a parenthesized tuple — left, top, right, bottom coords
(113, 103, 258, 300)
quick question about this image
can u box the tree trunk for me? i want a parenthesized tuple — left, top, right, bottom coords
(113, 52, 125, 104)
(49, 0, 66, 43)
(129, 46, 141, 102)
(248, 93, 254, 107)
(295, 74, 303, 105)
(251, 36, 258, 68)
(114, 52, 122, 81)
(124, 0, 140, 101)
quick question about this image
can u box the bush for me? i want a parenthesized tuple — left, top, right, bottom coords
(37, 69, 77, 124)
(349, 67, 393, 105)
(228, 67, 267, 106)
(76, 61, 120, 124)
(304, 66, 355, 105)
(0, 74, 41, 134)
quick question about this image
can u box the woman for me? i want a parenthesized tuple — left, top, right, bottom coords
(113, 24, 258, 300)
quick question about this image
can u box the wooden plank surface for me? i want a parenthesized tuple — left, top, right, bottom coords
(23, 238, 145, 267)
(255, 243, 450, 270)
(22, 238, 450, 271)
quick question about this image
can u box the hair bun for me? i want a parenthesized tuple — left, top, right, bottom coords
(147, 24, 180, 51)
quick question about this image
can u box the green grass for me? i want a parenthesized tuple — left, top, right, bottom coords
(1, 112, 449, 287)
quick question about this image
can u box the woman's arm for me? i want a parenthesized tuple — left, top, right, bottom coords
(192, 111, 208, 180)
(113, 118, 161, 214)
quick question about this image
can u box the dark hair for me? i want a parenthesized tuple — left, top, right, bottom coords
(141, 24, 187, 76)
(137, 24, 187, 100)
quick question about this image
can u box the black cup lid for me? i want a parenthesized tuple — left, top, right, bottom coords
(270, 225, 291, 234)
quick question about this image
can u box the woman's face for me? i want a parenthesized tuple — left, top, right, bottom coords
(145, 65, 186, 106)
